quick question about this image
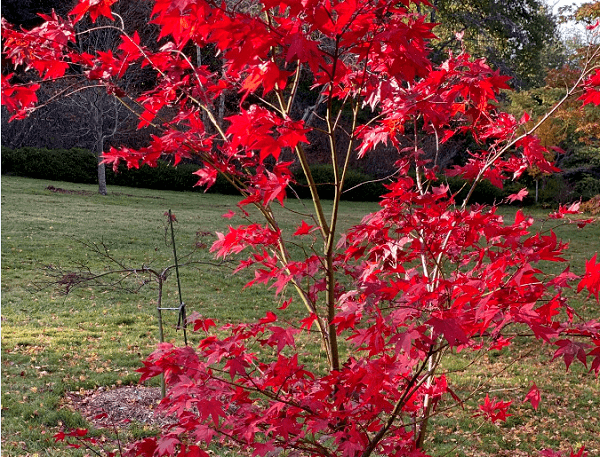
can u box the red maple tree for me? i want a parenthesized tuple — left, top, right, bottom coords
(3, 1, 600, 456)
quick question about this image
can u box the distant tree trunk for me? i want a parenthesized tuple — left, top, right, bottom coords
(97, 136, 107, 195)
(90, 93, 108, 196)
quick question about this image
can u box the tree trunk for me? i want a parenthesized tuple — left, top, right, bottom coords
(91, 93, 108, 196)
(97, 136, 107, 196)
(97, 156, 107, 195)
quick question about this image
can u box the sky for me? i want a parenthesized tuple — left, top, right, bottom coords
(549, 0, 586, 13)
(547, 0, 590, 39)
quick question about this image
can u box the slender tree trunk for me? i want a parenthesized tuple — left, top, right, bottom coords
(97, 152, 107, 195)
(97, 128, 107, 196)
(91, 91, 108, 196)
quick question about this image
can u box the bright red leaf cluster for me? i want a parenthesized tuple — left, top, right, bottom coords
(3, 0, 600, 456)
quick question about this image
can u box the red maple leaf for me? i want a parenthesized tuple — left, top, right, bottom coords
(156, 435, 180, 456)
(523, 383, 541, 410)
(277, 119, 310, 149)
(552, 339, 591, 370)
(180, 445, 211, 457)
(1, 75, 40, 119)
(193, 167, 218, 190)
(69, 0, 118, 23)
(241, 61, 291, 96)
(190, 313, 216, 332)
(293, 220, 317, 236)
(300, 313, 318, 330)
(579, 69, 600, 106)
(475, 394, 512, 423)
(489, 336, 512, 351)
(285, 33, 321, 75)
(225, 355, 250, 379)
(264, 326, 299, 352)
(129, 437, 158, 456)
(549, 201, 581, 219)
(577, 253, 600, 301)
(505, 188, 528, 204)
(118, 31, 143, 62)
(426, 316, 469, 347)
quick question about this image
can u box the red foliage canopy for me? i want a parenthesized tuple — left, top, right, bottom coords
(3, 1, 600, 456)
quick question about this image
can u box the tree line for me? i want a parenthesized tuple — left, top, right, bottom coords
(3, 0, 597, 199)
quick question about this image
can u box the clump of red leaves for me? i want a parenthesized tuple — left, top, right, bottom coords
(4, 1, 600, 457)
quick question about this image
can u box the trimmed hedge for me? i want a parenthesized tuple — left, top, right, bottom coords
(1, 146, 238, 194)
(107, 162, 240, 194)
(9, 146, 593, 205)
(290, 164, 386, 202)
(2, 146, 97, 184)
(445, 175, 521, 206)
(2, 147, 385, 200)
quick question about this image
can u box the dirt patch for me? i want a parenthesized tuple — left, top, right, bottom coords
(46, 185, 97, 196)
(64, 385, 174, 429)
(46, 185, 163, 199)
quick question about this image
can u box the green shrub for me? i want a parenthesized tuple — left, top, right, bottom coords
(106, 162, 239, 194)
(537, 175, 575, 204)
(343, 168, 387, 201)
(290, 164, 335, 200)
(290, 164, 385, 201)
(106, 161, 197, 190)
(445, 175, 507, 205)
(291, 164, 529, 204)
(1, 146, 16, 172)
(574, 175, 600, 201)
(2, 146, 97, 183)
(1, 146, 240, 193)
(3, 147, 551, 205)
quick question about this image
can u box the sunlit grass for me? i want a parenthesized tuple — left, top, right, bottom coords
(1, 176, 599, 456)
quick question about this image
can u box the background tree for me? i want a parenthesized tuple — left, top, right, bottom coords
(504, 2, 600, 203)
(0, 0, 70, 28)
(1, 0, 159, 194)
(427, 0, 564, 89)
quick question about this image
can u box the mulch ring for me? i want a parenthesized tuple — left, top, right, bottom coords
(63, 385, 175, 429)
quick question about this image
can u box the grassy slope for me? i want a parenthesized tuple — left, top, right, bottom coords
(1, 176, 599, 456)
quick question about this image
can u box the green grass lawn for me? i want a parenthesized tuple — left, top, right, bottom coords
(1, 176, 599, 456)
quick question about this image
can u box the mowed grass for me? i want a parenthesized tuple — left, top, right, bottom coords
(1, 176, 375, 456)
(1, 175, 599, 456)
